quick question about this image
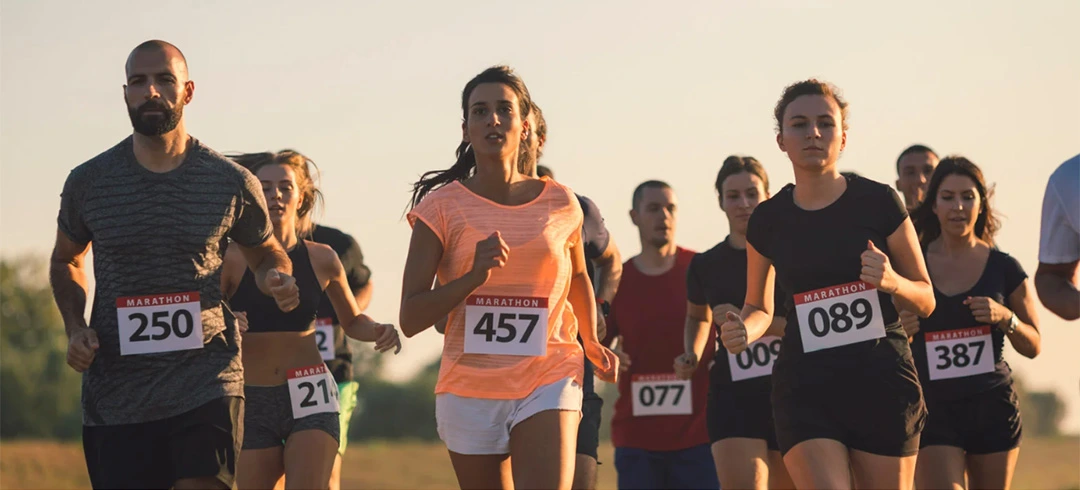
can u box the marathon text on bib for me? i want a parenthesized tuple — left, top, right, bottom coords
(926, 326, 994, 381)
(631, 373, 692, 416)
(315, 318, 335, 361)
(464, 295, 548, 357)
(728, 335, 782, 382)
(116, 292, 204, 356)
(287, 363, 340, 419)
(794, 280, 886, 353)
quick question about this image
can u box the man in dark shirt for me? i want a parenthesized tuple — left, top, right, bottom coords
(50, 40, 297, 490)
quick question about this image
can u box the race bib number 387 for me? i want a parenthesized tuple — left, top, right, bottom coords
(631, 374, 692, 416)
(288, 363, 340, 419)
(794, 281, 886, 353)
(116, 292, 204, 356)
(464, 295, 548, 357)
(926, 326, 993, 381)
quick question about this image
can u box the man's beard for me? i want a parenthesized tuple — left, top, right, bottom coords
(649, 236, 671, 249)
(128, 100, 183, 136)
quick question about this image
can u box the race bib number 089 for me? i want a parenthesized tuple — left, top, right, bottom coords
(728, 335, 781, 381)
(794, 281, 886, 353)
(631, 374, 692, 416)
(116, 292, 204, 356)
(464, 295, 548, 357)
(288, 363, 340, 419)
(315, 318, 335, 361)
(926, 326, 993, 381)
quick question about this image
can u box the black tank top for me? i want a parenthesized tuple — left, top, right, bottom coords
(910, 249, 1027, 401)
(746, 174, 912, 384)
(230, 242, 323, 333)
(686, 237, 790, 390)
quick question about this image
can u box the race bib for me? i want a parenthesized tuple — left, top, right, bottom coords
(926, 326, 994, 381)
(794, 281, 886, 352)
(287, 363, 340, 419)
(631, 374, 692, 416)
(116, 292, 204, 356)
(464, 295, 548, 356)
(315, 318, 335, 361)
(727, 335, 782, 382)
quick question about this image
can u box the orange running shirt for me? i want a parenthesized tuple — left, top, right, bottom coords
(408, 178, 615, 399)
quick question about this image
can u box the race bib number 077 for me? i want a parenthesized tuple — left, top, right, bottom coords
(631, 373, 692, 416)
(794, 281, 886, 353)
(116, 292, 204, 356)
(464, 295, 548, 357)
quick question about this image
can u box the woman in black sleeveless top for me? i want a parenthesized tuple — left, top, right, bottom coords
(720, 80, 936, 490)
(222, 150, 401, 490)
(674, 155, 793, 489)
(906, 157, 1040, 490)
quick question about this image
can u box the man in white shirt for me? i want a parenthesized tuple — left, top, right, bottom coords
(1036, 155, 1080, 320)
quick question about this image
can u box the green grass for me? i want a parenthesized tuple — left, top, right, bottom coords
(1, 438, 1077, 489)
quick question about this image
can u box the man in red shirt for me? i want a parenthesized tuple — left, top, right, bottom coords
(603, 180, 719, 489)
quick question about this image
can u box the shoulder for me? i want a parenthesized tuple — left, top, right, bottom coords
(545, 178, 579, 208)
(754, 184, 794, 217)
(677, 246, 697, 265)
(66, 138, 132, 188)
(1049, 155, 1079, 191)
(990, 248, 1026, 275)
(310, 225, 354, 252)
(305, 240, 344, 275)
(189, 139, 255, 184)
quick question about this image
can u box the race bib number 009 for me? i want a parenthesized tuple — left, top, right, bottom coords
(287, 363, 340, 419)
(794, 281, 886, 353)
(116, 292, 204, 356)
(727, 335, 782, 382)
(464, 295, 548, 357)
(631, 374, 692, 416)
(315, 318, 335, 361)
(926, 326, 993, 381)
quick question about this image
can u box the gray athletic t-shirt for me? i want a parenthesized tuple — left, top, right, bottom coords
(58, 136, 273, 426)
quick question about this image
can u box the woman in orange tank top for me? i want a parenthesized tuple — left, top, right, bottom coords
(399, 66, 618, 490)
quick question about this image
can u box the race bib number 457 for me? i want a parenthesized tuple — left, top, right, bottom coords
(926, 326, 993, 381)
(116, 292, 204, 356)
(631, 374, 692, 416)
(464, 295, 548, 357)
(794, 281, 886, 353)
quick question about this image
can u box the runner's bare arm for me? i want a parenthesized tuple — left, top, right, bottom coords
(880, 218, 935, 317)
(50, 229, 91, 336)
(400, 221, 490, 337)
(738, 242, 778, 345)
(1034, 261, 1079, 320)
(683, 301, 711, 363)
(592, 239, 622, 304)
(311, 242, 400, 353)
(220, 243, 248, 299)
(353, 280, 373, 312)
(235, 236, 293, 296)
(569, 236, 619, 381)
(765, 316, 788, 338)
(1001, 278, 1041, 358)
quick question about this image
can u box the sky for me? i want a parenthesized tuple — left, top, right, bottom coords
(2, 0, 1078, 431)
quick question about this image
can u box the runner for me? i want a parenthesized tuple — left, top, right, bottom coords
(675, 155, 793, 490)
(904, 156, 1041, 489)
(310, 224, 374, 490)
(224, 150, 400, 490)
(520, 104, 624, 490)
(604, 180, 719, 490)
(895, 144, 940, 211)
(50, 40, 299, 490)
(399, 66, 619, 490)
(720, 79, 935, 490)
(1035, 154, 1079, 320)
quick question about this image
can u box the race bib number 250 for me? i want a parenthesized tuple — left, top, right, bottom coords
(464, 295, 548, 357)
(116, 292, 204, 356)
(794, 281, 886, 353)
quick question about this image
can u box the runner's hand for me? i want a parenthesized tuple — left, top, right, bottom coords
(235, 311, 249, 334)
(611, 335, 631, 373)
(963, 296, 1011, 326)
(712, 303, 739, 322)
(468, 232, 509, 284)
(67, 326, 99, 373)
(899, 309, 920, 337)
(860, 240, 898, 294)
(373, 324, 402, 354)
(267, 268, 300, 312)
(720, 311, 749, 354)
(673, 352, 698, 380)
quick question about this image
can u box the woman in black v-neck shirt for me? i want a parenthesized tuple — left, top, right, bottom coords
(719, 80, 936, 490)
(905, 157, 1040, 490)
(675, 155, 793, 490)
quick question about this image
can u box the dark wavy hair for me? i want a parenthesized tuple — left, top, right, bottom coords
(409, 66, 533, 209)
(911, 156, 1001, 247)
(774, 79, 849, 134)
